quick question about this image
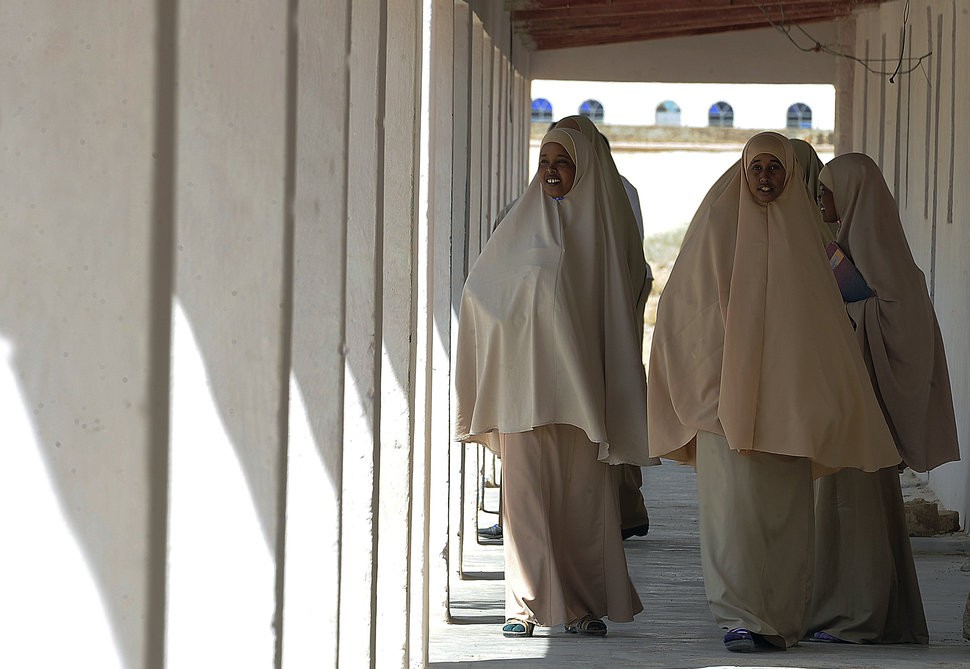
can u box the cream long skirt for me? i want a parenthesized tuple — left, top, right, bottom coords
(499, 424, 643, 626)
(696, 431, 815, 648)
(808, 466, 928, 643)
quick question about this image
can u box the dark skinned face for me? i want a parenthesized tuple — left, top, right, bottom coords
(818, 183, 839, 224)
(746, 152, 787, 205)
(538, 142, 576, 199)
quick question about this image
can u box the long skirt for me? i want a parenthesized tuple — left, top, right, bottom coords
(696, 431, 815, 648)
(808, 466, 928, 643)
(499, 424, 643, 626)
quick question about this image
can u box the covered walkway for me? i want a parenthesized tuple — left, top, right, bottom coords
(431, 461, 970, 667)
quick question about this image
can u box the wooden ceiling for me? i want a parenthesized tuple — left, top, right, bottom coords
(509, 0, 886, 50)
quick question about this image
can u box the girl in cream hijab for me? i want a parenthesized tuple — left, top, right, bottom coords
(648, 132, 900, 652)
(808, 152, 959, 644)
(790, 138, 836, 244)
(455, 129, 654, 638)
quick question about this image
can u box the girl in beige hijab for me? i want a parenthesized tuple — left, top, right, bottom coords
(808, 152, 959, 644)
(554, 114, 653, 540)
(648, 132, 900, 652)
(455, 128, 654, 638)
(790, 138, 836, 244)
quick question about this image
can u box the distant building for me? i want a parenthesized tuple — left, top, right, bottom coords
(531, 80, 835, 129)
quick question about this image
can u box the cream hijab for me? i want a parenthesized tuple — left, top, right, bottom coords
(648, 132, 899, 476)
(454, 129, 654, 466)
(791, 138, 836, 244)
(555, 115, 649, 337)
(820, 153, 959, 472)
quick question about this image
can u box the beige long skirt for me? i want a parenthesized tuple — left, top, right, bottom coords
(499, 424, 643, 626)
(808, 466, 928, 643)
(696, 431, 815, 648)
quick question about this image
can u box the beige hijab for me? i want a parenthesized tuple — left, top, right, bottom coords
(820, 153, 959, 472)
(648, 132, 899, 477)
(454, 129, 655, 466)
(791, 138, 836, 244)
(555, 115, 649, 337)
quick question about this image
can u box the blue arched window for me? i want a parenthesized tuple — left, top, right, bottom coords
(655, 100, 681, 127)
(708, 101, 734, 127)
(786, 102, 813, 129)
(579, 99, 604, 123)
(531, 98, 553, 123)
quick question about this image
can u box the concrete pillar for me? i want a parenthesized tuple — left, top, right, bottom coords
(450, 1, 473, 581)
(468, 17, 485, 259)
(376, 0, 424, 665)
(0, 3, 159, 667)
(167, 1, 289, 664)
(282, 0, 350, 664)
(427, 0, 456, 627)
(834, 17, 856, 155)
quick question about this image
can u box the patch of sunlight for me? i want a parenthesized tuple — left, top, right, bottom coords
(166, 301, 275, 666)
(280, 373, 339, 665)
(0, 336, 123, 669)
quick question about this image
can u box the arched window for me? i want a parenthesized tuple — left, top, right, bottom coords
(708, 101, 734, 128)
(786, 102, 813, 129)
(655, 100, 681, 127)
(579, 99, 604, 123)
(531, 98, 553, 123)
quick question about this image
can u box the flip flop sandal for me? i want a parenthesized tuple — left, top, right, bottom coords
(502, 618, 535, 638)
(723, 627, 755, 652)
(565, 614, 607, 637)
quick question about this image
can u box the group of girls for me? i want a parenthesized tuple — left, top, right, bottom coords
(454, 122, 960, 651)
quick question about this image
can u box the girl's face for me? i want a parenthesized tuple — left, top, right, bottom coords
(746, 152, 787, 205)
(818, 183, 839, 224)
(538, 142, 576, 199)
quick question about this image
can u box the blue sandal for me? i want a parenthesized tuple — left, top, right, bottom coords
(723, 627, 755, 652)
(502, 618, 534, 638)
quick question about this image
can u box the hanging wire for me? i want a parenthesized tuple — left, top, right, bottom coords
(751, 0, 931, 83)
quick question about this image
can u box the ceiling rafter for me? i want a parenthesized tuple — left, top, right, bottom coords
(508, 0, 886, 50)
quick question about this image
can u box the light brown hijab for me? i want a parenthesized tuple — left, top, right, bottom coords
(555, 115, 649, 337)
(791, 138, 836, 244)
(820, 152, 959, 472)
(648, 132, 899, 477)
(454, 129, 655, 466)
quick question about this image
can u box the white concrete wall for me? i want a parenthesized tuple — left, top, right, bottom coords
(849, 0, 970, 525)
(0, 1, 527, 667)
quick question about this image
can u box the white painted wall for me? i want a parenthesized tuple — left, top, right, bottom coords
(849, 0, 970, 527)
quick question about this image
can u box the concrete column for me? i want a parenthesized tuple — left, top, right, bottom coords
(282, 0, 350, 665)
(427, 0, 456, 626)
(0, 3, 158, 667)
(834, 17, 856, 155)
(450, 1, 473, 581)
(480, 34, 495, 241)
(167, 2, 288, 666)
(468, 19, 485, 254)
(337, 0, 388, 666)
(376, 0, 424, 665)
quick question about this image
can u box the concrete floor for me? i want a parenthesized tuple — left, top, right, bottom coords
(430, 460, 970, 668)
